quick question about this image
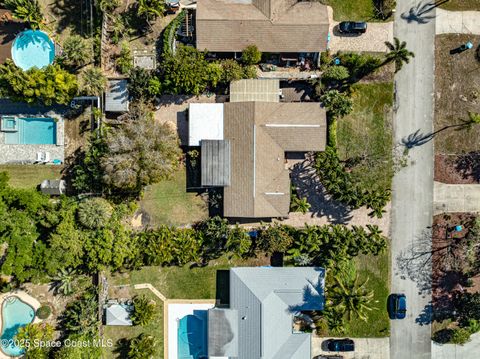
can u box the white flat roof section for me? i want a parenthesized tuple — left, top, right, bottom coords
(188, 103, 224, 146)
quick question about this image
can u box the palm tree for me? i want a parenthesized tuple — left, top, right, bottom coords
(81, 67, 107, 96)
(130, 296, 156, 326)
(62, 291, 98, 335)
(52, 268, 76, 295)
(128, 333, 157, 359)
(384, 37, 415, 72)
(62, 35, 93, 69)
(4, 0, 44, 29)
(290, 196, 311, 214)
(330, 274, 376, 321)
(136, 0, 165, 27)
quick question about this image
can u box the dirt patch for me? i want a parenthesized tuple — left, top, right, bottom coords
(432, 213, 480, 321)
(434, 153, 480, 184)
(434, 34, 480, 155)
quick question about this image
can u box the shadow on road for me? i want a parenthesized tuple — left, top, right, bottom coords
(400, 0, 448, 24)
(416, 302, 433, 326)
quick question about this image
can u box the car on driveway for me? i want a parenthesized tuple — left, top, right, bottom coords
(327, 338, 355, 352)
(388, 293, 407, 319)
(338, 21, 367, 34)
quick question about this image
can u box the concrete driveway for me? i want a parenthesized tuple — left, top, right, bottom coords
(311, 337, 390, 359)
(436, 9, 480, 35)
(434, 182, 480, 214)
(432, 332, 480, 359)
(327, 7, 393, 53)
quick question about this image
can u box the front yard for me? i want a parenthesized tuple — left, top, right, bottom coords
(322, 0, 377, 21)
(439, 0, 480, 11)
(434, 34, 480, 183)
(337, 82, 394, 193)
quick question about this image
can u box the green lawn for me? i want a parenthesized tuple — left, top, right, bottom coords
(347, 250, 390, 337)
(140, 167, 208, 227)
(102, 290, 163, 359)
(0, 165, 63, 189)
(322, 0, 377, 21)
(439, 0, 480, 11)
(337, 82, 394, 193)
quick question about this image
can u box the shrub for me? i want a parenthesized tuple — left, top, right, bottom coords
(77, 198, 113, 229)
(336, 52, 381, 80)
(258, 224, 294, 255)
(241, 45, 262, 65)
(450, 327, 471, 345)
(320, 90, 353, 118)
(36, 305, 52, 319)
(62, 35, 93, 69)
(116, 41, 133, 74)
(128, 67, 157, 102)
(220, 59, 245, 83)
(243, 65, 258, 79)
(131, 295, 156, 326)
(322, 65, 350, 83)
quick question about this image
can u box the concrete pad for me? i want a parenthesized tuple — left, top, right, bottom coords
(432, 332, 480, 359)
(312, 336, 390, 359)
(436, 9, 480, 35)
(434, 182, 480, 214)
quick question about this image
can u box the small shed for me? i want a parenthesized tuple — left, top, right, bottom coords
(188, 103, 224, 146)
(40, 179, 66, 195)
(105, 304, 133, 326)
(105, 79, 129, 113)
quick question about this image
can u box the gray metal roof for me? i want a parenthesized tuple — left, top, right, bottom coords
(208, 308, 238, 357)
(201, 140, 231, 187)
(105, 79, 129, 113)
(228, 267, 325, 359)
(105, 304, 133, 326)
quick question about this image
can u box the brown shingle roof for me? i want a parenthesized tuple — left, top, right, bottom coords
(196, 0, 329, 53)
(223, 102, 326, 218)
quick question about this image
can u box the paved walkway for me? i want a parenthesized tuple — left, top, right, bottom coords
(434, 182, 480, 214)
(432, 332, 480, 359)
(390, 1, 435, 359)
(327, 7, 393, 53)
(312, 337, 390, 359)
(133, 283, 167, 302)
(436, 9, 480, 34)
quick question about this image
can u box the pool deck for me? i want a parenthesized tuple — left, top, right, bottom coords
(0, 114, 65, 164)
(164, 300, 216, 359)
(0, 290, 41, 359)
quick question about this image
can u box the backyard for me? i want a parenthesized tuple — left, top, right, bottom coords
(139, 167, 208, 227)
(434, 34, 480, 183)
(102, 255, 270, 358)
(337, 82, 394, 193)
(0, 165, 63, 189)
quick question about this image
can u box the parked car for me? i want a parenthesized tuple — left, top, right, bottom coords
(338, 21, 367, 34)
(327, 338, 355, 352)
(388, 293, 407, 319)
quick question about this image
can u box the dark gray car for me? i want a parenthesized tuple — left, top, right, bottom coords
(338, 21, 368, 34)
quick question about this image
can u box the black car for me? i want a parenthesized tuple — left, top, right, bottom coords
(327, 338, 355, 352)
(338, 21, 368, 34)
(388, 293, 407, 319)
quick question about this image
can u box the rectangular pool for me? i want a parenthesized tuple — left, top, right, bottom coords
(4, 117, 57, 145)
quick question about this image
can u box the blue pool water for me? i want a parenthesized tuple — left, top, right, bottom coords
(4, 118, 57, 145)
(11, 30, 55, 71)
(178, 311, 208, 359)
(0, 297, 35, 357)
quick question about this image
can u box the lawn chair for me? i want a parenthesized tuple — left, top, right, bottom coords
(36, 152, 45, 163)
(43, 152, 51, 163)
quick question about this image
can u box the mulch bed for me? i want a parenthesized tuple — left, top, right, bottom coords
(434, 153, 480, 184)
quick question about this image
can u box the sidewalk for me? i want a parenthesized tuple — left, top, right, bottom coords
(434, 181, 480, 214)
(432, 332, 480, 359)
(436, 9, 480, 34)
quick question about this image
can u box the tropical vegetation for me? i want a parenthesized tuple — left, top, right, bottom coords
(3, 0, 44, 29)
(80, 67, 107, 96)
(61, 35, 93, 69)
(241, 44, 262, 65)
(0, 60, 77, 105)
(131, 295, 156, 326)
(384, 37, 415, 72)
(116, 41, 134, 74)
(16, 323, 54, 359)
(128, 333, 157, 359)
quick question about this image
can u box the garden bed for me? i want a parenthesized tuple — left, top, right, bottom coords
(435, 153, 480, 184)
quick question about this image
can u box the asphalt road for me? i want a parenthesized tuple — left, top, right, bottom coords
(390, 1, 436, 359)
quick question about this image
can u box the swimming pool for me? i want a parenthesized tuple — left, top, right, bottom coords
(0, 296, 35, 357)
(178, 311, 208, 359)
(4, 117, 57, 145)
(11, 30, 55, 71)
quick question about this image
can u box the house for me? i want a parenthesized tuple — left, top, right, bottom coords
(188, 79, 326, 219)
(40, 179, 66, 196)
(208, 266, 325, 359)
(195, 0, 329, 63)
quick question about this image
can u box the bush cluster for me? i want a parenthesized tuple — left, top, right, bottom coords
(314, 147, 391, 218)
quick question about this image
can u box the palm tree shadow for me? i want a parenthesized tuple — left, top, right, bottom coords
(416, 302, 433, 325)
(400, 0, 441, 24)
(289, 157, 353, 224)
